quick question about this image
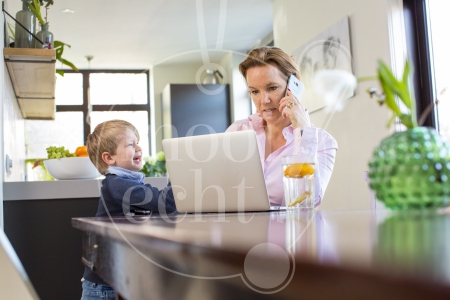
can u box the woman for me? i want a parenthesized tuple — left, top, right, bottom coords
(226, 46, 338, 207)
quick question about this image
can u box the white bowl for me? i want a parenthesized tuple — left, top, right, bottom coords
(43, 157, 102, 180)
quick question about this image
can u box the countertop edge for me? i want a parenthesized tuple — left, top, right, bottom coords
(3, 177, 169, 201)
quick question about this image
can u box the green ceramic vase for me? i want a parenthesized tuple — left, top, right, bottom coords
(368, 127, 450, 209)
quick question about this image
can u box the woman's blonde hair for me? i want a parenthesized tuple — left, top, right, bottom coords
(86, 119, 140, 174)
(239, 46, 300, 81)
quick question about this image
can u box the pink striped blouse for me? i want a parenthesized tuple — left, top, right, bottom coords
(226, 113, 338, 207)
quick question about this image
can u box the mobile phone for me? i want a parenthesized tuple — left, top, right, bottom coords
(286, 75, 304, 101)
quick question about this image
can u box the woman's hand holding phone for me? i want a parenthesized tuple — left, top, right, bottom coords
(280, 75, 311, 130)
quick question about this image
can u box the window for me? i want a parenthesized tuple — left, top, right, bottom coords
(403, 0, 450, 139)
(427, 0, 450, 138)
(25, 70, 150, 159)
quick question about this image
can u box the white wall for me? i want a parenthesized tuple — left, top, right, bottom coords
(150, 55, 251, 155)
(1, 0, 27, 228)
(219, 52, 251, 123)
(150, 63, 205, 154)
(0, 10, 4, 228)
(273, 0, 396, 210)
(3, 70, 26, 183)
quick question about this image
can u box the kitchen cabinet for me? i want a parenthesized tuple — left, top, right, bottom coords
(162, 84, 231, 138)
(4, 197, 98, 300)
(3, 48, 56, 120)
(3, 178, 168, 300)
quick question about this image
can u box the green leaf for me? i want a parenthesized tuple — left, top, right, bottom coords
(56, 70, 64, 76)
(402, 60, 410, 87)
(54, 41, 73, 59)
(378, 61, 412, 110)
(397, 84, 412, 110)
(378, 70, 401, 115)
(57, 58, 79, 72)
(27, 0, 45, 25)
(399, 60, 413, 109)
(378, 61, 399, 89)
(52, 40, 78, 72)
(399, 113, 414, 129)
(7, 23, 15, 40)
(55, 48, 63, 58)
(56, 47, 64, 58)
(54, 40, 71, 48)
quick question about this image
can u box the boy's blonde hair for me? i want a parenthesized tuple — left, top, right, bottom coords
(86, 119, 140, 174)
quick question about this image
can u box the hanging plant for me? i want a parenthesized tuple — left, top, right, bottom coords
(54, 41, 78, 76)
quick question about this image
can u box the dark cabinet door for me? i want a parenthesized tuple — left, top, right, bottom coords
(4, 198, 100, 300)
(162, 84, 231, 138)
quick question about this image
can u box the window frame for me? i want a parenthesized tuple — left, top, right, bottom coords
(55, 69, 151, 149)
(402, 0, 438, 129)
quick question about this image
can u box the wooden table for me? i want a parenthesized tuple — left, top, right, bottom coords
(72, 209, 450, 300)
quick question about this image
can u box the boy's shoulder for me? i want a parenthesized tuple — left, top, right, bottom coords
(102, 173, 143, 187)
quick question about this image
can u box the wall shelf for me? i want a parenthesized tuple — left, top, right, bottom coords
(3, 48, 56, 120)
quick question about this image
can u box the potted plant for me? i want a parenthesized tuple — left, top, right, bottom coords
(27, 0, 78, 75)
(140, 152, 167, 177)
(314, 61, 450, 209)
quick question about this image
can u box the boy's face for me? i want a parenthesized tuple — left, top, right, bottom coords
(106, 129, 143, 171)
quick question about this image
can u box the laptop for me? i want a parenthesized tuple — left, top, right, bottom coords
(162, 130, 284, 213)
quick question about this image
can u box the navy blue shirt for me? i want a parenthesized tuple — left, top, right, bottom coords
(96, 174, 177, 217)
(83, 170, 177, 284)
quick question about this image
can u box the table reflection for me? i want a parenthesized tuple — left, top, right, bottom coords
(266, 209, 450, 285)
(375, 211, 450, 282)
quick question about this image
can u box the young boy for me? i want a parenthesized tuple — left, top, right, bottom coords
(80, 119, 177, 300)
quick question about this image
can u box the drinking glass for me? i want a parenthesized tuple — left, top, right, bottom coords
(282, 155, 316, 210)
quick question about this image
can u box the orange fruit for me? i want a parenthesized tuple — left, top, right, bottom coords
(75, 146, 88, 157)
(283, 163, 315, 178)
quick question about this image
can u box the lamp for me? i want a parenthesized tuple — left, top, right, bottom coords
(202, 69, 223, 84)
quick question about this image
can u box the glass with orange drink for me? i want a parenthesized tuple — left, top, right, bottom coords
(282, 155, 315, 210)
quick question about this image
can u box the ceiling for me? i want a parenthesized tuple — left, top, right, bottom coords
(6, 0, 274, 70)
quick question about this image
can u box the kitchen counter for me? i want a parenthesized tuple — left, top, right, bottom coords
(3, 176, 169, 299)
(3, 177, 168, 200)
